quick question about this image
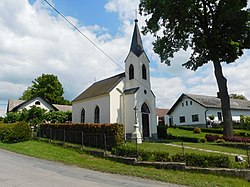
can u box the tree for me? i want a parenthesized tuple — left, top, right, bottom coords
(229, 93, 247, 100)
(20, 74, 70, 105)
(139, 0, 250, 137)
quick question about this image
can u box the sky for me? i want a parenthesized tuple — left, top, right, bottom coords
(1, 0, 250, 116)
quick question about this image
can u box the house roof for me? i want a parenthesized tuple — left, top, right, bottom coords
(73, 73, 125, 102)
(156, 108, 169, 117)
(124, 87, 139, 95)
(7, 97, 72, 113)
(168, 93, 250, 115)
(130, 19, 144, 57)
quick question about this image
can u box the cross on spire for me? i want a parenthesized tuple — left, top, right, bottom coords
(134, 9, 138, 20)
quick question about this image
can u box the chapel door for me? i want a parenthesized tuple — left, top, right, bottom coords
(141, 103, 150, 137)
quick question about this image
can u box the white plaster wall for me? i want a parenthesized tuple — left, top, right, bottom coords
(72, 95, 110, 123)
(18, 97, 54, 112)
(109, 81, 124, 124)
(124, 94, 136, 134)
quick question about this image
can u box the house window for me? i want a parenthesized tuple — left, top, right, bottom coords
(35, 101, 40, 105)
(94, 106, 100, 123)
(186, 101, 188, 106)
(190, 101, 192, 105)
(142, 64, 147, 80)
(217, 112, 222, 121)
(81, 108, 85, 123)
(179, 116, 185, 123)
(182, 103, 184, 107)
(192, 114, 199, 122)
(129, 64, 134, 80)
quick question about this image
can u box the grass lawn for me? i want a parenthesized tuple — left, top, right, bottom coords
(0, 140, 249, 187)
(167, 128, 219, 139)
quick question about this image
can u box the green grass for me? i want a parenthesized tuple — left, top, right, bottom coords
(0, 140, 249, 187)
(167, 128, 219, 138)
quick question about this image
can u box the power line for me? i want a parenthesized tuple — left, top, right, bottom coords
(43, 0, 170, 100)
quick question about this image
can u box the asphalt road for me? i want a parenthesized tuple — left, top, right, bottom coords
(0, 149, 185, 187)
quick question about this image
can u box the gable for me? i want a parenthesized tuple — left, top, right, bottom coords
(72, 73, 125, 102)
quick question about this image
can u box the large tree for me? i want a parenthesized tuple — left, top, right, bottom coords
(139, 0, 250, 137)
(20, 74, 70, 105)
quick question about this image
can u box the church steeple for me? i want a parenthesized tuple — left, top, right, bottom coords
(130, 19, 144, 57)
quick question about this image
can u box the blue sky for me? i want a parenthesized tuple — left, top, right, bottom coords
(0, 0, 250, 116)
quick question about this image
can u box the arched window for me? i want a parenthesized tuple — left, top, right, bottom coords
(129, 64, 134, 80)
(141, 102, 150, 113)
(81, 108, 85, 123)
(35, 101, 40, 105)
(142, 64, 147, 80)
(94, 106, 100, 123)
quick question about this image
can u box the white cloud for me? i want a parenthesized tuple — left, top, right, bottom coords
(0, 0, 250, 118)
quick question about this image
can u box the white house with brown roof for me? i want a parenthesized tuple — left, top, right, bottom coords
(7, 96, 72, 113)
(167, 93, 250, 127)
(72, 20, 157, 139)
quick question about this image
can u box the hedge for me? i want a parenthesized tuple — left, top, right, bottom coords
(205, 134, 250, 143)
(112, 146, 230, 168)
(167, 133, 201, 143)
(111, 146, 171, 162)
(172, 153, 230, 168)
(0, 122, 31, 143)
(38, 123, 124, 150)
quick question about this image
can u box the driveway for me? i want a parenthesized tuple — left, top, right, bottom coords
(0, 149, 185, 187)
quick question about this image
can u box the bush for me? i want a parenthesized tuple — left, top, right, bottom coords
(205, 134, 221, 142)
(199, 138, 206, 143)
(157, 124, 167, 139)
(216, 139, 226, 143)
(39, 123, 124, 150)
(0, 122, 31, 143)
(172, 153, 230, 168)
(111, 146, 171, 162)
(193, 127, 201, 134)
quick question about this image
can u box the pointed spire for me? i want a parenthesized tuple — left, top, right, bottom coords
(130, 19, 144, 57)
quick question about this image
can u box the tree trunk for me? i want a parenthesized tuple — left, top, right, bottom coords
(213, 61, 233, 137)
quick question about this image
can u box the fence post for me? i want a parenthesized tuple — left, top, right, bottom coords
(182, 141, 186, 163)
(81, 131, 83, 149)
(104, 133, 107, 155)
(49, 127, 52, 143)
(63, 129, 65, 145)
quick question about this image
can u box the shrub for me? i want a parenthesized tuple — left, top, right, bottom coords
(0, 122, 31, 143)
(205, 134, 221, 142)
(157, 124, 167, 139)
(112, 146, 170, 162)
(172, 153, 230, 168)
(193, 127, 201, 134)
(199, 138, 206, 143)
(216, 139, 225, 143)
(38, 123, 124, 150)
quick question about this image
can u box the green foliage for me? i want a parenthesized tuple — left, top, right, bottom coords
(157, 124, 167, 138)
(38, 123, 124, 150)
(112, 146, 171, 162)
(199, 138, 206, 143)
(172, 153, 230, 168)
(4, 112, 21, 123)
(20, 74, 70, 105)
(26, 106, 46, 125)
(229, 93, 247, 100)
(0, 122, 31, 143)
(193, 127, 201, 134)
(216, 139, 226, 144)
(43, 111, 72, 123)
(208, 115, 215, 121)
(139, 0, 250, 137)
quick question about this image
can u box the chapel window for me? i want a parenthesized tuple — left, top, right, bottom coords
(142, 64, 147, 80)
(129, 64, 134, 80)
(81, 108, 85, 123)
(94, 106, 100, 123)
(35, 101, 40, 105)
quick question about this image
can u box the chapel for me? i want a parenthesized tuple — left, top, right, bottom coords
(72, 19, 157, 139)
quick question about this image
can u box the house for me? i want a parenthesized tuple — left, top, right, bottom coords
(167, 93, 250, 127)
(156, 108, 169, 126)
(7, 96, 72, 113)
(72, 19, 157, 139)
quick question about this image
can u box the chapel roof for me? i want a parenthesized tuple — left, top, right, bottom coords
(168, 93, 250, 115)
(130, 19, 144, 57)
(7, 97, 72, 113)
(73, 73, 125, 102)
